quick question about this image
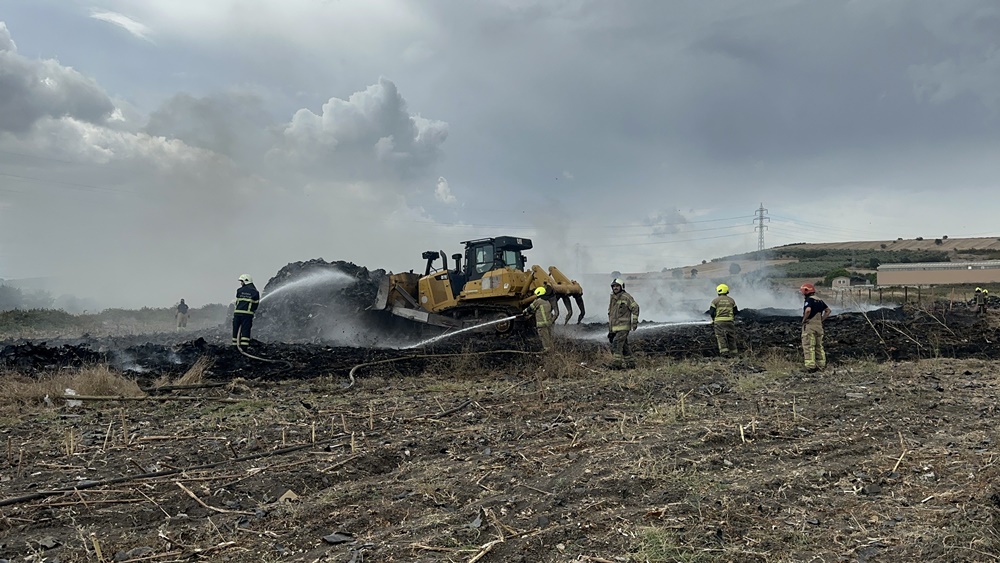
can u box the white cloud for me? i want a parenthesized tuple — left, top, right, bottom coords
(0, 38, 115, 133)
(434, 176, 456, 204)
(89, 10, 154, 42)
(274, 78, 448, 187)
(0, 22, 16, 52)
(0, 24, 453, 307)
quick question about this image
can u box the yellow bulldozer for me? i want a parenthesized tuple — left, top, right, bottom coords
(373, 236, 585, 333)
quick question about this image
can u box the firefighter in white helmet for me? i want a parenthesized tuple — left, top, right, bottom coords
(233, 274, 260, 347)
(608, 278, 639, 369)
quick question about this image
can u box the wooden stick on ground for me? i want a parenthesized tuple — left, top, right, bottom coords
(410, 544, 459, 553)
(891, 449, 908, 473)
(175, 482, 254, 516)
(65, 395, 243, 403)
(467, 539, 503, 563)
(432, 399, 473, 419)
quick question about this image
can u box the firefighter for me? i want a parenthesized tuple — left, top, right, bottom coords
(975, 287, 986, 316)
(709, 284, 739, 356)
(608, 278, 640, 369)
(800, 283, 831, 372)
(983, 289, 990, 314)
(523, 286, 555, 351)
(233, 274, 260, 347)
(175, 298, 189, 330)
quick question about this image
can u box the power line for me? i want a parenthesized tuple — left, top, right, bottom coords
(403, 214, 755, 230)
(0, 149, 98, 166)
(769, 214, 887, 239)
(0, 171, 137, 196)
(767, 222, 884, 241)
(588, 230, 755, 248)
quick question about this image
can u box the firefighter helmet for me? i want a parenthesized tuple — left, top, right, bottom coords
(716, 284, 729, 295)
(238, 274, 253, 284)
(534, 286, 547, 297)
(800, 283, 816, 295)
(611, 278, 624, 287)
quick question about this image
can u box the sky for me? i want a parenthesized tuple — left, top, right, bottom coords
(1, 0, 1000, 309)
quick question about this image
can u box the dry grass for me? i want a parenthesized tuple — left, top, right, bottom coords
(150, 356, 214, 389)
(3, 354, 1000, 561)
(177, 356, 212, 385)
(0, 365, 144, 408)
(757, 348, 800, 375)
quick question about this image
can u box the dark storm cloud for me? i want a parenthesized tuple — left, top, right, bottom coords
(670, 1, 1000, 160)
(413, 0, 1000, 194)
(0, 22, 115, 134)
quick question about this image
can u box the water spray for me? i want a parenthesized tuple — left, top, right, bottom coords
(635, 320, 711, 331)
(403, 315, 520, 349)
(261, 270, 355, 303)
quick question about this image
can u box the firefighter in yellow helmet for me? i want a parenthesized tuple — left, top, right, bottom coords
(709, 284, 739, 356)
(974, 287, 986, 316)
(523, 286, 555, 351)
(608, 278, 640, 369)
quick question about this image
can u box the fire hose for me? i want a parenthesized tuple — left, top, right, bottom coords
(344, 349, 542, 391)
(235, 326, 294, 369)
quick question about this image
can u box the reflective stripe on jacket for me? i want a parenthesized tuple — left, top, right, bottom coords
(710, 295, 737, 322)
(608, 290, 639, 332)
(525, 298, 554, 327)
(234, 283, 260, 316)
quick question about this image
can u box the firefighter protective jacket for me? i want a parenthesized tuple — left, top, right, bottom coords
(525, 297, 554, 327)
(234, 283, 260, 316)
(710, 295, 738, 322)
(608, 290, 639, 332)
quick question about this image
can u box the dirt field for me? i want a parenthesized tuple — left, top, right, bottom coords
(2, 307, 1000, 562)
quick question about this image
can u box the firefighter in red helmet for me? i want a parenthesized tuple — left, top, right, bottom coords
(799, 283, 831, 372)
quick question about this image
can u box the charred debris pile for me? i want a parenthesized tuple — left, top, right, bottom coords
(252, 258, 430, 346)
(252, 259, 386, 344)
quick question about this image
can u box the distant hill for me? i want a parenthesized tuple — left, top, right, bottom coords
(773, 236, 1000, 254)
(640, 236, 1000, 282)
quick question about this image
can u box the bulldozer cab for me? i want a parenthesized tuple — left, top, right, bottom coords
(463, 236, 532, 282)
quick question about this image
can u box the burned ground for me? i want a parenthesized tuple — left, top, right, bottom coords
(1, 303, 1000, 561)
(0, 304, 996, 382)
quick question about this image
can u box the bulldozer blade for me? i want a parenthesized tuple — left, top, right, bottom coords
(373, 276, 391, 311)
